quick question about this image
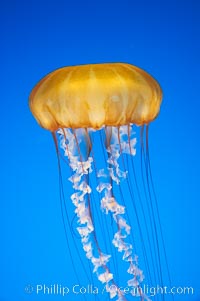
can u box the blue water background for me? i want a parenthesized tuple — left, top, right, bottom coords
(1, 0, 200, 300)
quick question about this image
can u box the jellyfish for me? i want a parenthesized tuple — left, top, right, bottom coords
(29, 63, 170, 301)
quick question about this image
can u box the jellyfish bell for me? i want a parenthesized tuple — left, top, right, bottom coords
(29, 63, 162, 131)
(29, 63, 170, 301)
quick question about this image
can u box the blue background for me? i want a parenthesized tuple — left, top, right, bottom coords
(1, 0, 200, 300)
